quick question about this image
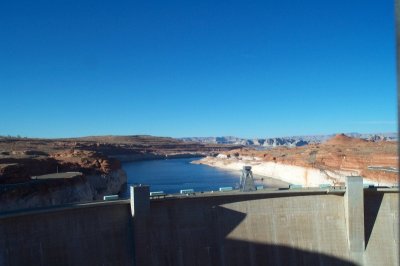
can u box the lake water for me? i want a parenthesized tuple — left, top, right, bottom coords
(122, 157, 287, 195)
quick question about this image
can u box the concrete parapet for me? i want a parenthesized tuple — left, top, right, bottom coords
(344, 176, 365, 265)
(130, 185, 150, 266)
(0, 184, 397, 265)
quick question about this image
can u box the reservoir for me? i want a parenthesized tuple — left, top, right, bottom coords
(122, 157, 287, 195)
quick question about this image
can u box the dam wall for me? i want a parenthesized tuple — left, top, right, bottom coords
(135, 188, 398, 266)
(0, 202, 135, 266)
(364, 190, 399, 265)
(0, 183, 398, 265)
(138, 193, 350, 265)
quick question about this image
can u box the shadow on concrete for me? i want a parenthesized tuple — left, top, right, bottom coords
(364, 191, 384, 248)
(139, 203, 356, 266)
(219, 240, 357, 266)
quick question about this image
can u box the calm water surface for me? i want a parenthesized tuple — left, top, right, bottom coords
(122, 157, 286, 195)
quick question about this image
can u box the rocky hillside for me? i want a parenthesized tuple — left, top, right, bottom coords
(0, 135, 240, 184)
(195, 134, 398, 186)
(0, 146, 127, 212)
(0, 135, 240, 211)
(0, 135, 240, 157)
(0, 149, 120, 184)
(181, 132, 397, 148)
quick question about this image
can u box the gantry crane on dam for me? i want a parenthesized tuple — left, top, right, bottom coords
(239, 166, 256, 192)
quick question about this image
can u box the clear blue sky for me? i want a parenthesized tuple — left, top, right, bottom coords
(0, 0, 397, 138)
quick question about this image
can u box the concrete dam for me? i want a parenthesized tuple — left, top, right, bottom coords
(0, 176, 398, 266)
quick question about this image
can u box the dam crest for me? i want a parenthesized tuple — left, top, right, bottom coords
(0, 177, 398, 266)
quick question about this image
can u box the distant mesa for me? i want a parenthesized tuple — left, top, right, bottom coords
(324, 133, 368, 146)
(180, 132, 396, 148)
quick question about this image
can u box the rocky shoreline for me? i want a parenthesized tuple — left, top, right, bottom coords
(1, 134, 396, 211)
(0, 135, 238, 212)
(193, 154, 397, 187)
(0, 169, 127, 212)
(110, 152, 206, 162)
(193, 134, 398, 187)
(0, 149, 128, 212)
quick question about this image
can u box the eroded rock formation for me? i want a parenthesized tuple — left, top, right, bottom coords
(0, 146, 126, 212)
(195, 134, 398, 186)
(0, 135, 239, 211)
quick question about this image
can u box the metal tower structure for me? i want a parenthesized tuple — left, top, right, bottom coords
(240, 166, 256, 192)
